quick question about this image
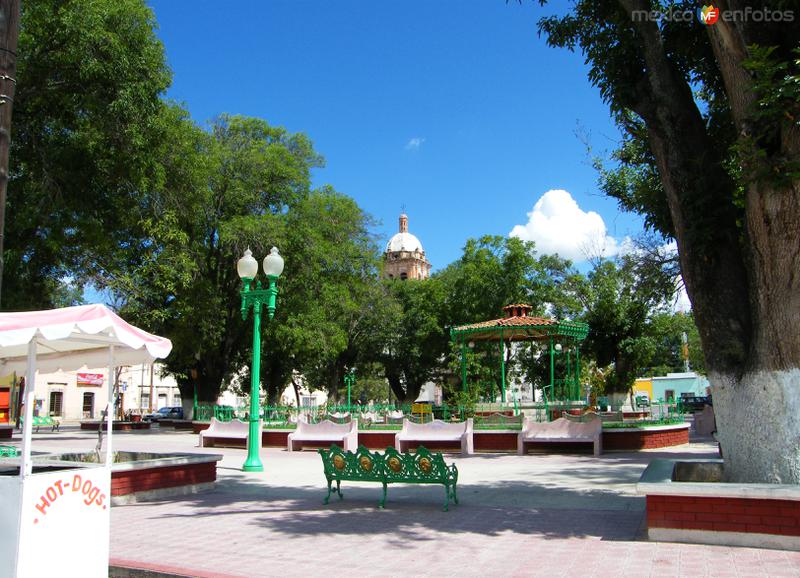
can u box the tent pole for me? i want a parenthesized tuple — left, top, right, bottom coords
(19, 338, 36, 477)
(105, 346, 115, 466)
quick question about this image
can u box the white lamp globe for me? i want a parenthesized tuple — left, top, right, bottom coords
(263, 247, 285, 278)
(237, 248, 259, 280)
(555, 343, 563, 352)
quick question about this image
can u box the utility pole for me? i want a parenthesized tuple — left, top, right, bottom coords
(0, 0, 20, 309)
(681, 331, 690, 372)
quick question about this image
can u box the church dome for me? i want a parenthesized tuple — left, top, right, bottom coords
(386, 231, 424, 253)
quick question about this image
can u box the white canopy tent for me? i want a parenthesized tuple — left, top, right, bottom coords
(0, 304, 172, 577)
(0, 304, 173, 473)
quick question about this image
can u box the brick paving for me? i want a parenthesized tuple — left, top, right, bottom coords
(15, 426, 800, 577)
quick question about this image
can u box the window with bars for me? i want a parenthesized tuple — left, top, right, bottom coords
(82, 392, 95, 419)
(49, 391, 64, 417)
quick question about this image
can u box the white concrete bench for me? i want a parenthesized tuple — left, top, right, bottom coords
(199, 418, 250, 447)
(518, 415, 602, 456)
(395, 418, 474, 455)
(287, 419, 358, 452)
(694, 405, 716, 436)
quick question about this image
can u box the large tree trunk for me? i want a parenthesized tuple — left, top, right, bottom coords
(713, 369, 800, 483)
(617, 0, 800, 482)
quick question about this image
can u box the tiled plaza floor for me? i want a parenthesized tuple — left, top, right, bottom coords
(12, 426, 800, 577)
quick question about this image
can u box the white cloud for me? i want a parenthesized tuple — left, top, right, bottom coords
(661, 241, 692, 313)
(673, 278, 691, 313)
(509, 189, 627, 262)
(405, 137, 425, 151)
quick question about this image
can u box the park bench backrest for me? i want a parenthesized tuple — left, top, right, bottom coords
(522, 415, 601, 438)
(324, 412, 351, 424)
(207, 417, 249, 436)
(400, 418, 472, 437)
(318, 444, 385, 481)
(475, 413, 523, 427)
(562, 411, 609, 423)
(318, 444, 457, 484)
(295, 419, 357, 436)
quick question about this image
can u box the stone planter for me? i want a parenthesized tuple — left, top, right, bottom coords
(603, 423, 689, 450)
(637, 459, 800, 551)
(80, 420, 151, 431)
(40, 451, 223, 505)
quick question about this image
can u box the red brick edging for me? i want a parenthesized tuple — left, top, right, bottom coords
(647, 494, 800, 537)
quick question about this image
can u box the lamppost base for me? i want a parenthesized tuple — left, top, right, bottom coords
(242, 461, 264, 473)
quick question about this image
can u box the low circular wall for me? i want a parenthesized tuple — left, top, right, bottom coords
(192, 422, 691, 452)
(602, 424, 690, 450)
(80, 421, 151, 431)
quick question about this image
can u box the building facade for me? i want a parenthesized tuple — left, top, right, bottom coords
(383, 213, 432, 280)
(0, 363, 183, 423)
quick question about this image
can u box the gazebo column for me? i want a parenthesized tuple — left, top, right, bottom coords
(549, 336, 555, 398)
(460, 341, 467, 392)
(566, 344, 572, 399)
(499, 331, 506, 403)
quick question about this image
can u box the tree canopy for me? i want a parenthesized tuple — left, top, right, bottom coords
(5, 0, 171, 309)
(536, 0, 800, 482)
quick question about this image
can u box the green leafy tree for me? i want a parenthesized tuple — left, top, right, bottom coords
(580, 254, 674, 396)
(4, 0, 172, 310)
(267, 187, 392, 404)
(379, 278, 449, 403)
(536, 0, 800, 481)
(643, 312, 705, 376)
(112, 114, 322, 404)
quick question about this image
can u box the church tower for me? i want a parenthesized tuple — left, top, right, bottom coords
(383, 213, 432, 280)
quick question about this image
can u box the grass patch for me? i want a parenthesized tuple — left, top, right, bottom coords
(602, 419, 685, 429)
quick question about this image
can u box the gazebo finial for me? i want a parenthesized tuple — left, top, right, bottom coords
(502, 303, 533, 318)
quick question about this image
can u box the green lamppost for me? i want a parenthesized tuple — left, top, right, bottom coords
(236, 246, 284, 472)
(344, 368, 356, 413)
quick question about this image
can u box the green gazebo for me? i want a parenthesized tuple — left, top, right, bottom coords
(450, 304, 589, 404)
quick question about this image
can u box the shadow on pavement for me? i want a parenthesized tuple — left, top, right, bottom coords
(125, 474, 645, 542)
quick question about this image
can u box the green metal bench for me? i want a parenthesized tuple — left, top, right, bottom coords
(21, 415, 60, 433)
(0, 445, 19, 457)
(318, 444, 459, 511)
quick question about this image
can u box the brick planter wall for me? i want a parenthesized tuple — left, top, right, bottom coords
(262, 430, 291, 447)
(400, 440, 462, 452)
(80, 421, 151, 431)
(474, 431, 518, 451)
(156, 419, 194, 430)
(638, 458, 800, 550)
(111, 461, 217, 497)
(603, 424, 689, 450)
(200, 425, 690, 453)
(357, 431, 397, 450)
(647, 495, 800, 537)
(192, 422, 211, 434)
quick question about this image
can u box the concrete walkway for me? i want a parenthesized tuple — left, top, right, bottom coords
(15, 426, 800, 577)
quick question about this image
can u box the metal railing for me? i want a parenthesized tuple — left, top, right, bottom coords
(192, 402, 527, 428)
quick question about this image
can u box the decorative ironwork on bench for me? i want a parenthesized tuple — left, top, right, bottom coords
(317, 444, 459, 511)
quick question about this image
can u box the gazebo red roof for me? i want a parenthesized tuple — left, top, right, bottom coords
(451, 304, 588, 343)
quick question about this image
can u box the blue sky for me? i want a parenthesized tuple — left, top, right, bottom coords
(147, 0, 645, 271)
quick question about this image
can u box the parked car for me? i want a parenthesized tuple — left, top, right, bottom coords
(145, 406, 184, 422)
(678, 395, 712, 413)
(635, 394, 650, 409)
